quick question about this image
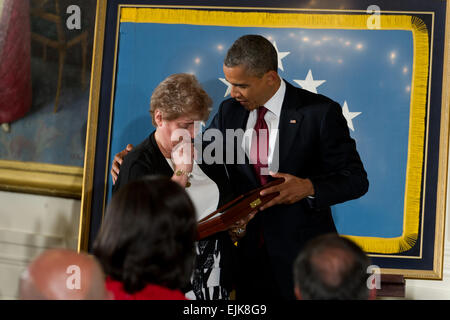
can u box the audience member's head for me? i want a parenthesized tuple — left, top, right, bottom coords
(20, 249, 109, 300)
(293, 233, 372, 300)
(93, 176, 197, 295)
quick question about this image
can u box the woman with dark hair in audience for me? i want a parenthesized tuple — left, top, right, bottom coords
(110, 73, 239, 300)
(93, 176, 197, 300)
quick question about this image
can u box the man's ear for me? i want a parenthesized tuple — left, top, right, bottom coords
(265, 70, 279, 85)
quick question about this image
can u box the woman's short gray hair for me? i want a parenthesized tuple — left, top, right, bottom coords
(150, 73, 212, 126)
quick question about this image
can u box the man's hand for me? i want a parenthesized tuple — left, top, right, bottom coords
(259, 172, 315, 211)
(111, 144, 133, 184)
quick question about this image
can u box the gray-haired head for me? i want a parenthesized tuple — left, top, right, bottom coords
(293, 234, 371, 300)
(149, 73, 212, 126)
(224, 35, 278, 78)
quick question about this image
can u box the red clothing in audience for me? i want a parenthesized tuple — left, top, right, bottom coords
(105, 277, 188, 300)
(0, 0, 32, 124)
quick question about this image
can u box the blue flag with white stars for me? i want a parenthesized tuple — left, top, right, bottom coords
(109, 16, 417, 250)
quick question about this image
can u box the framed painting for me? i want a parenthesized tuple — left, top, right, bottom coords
(80, 0, 450, 279)
(0, 0, 97, 198)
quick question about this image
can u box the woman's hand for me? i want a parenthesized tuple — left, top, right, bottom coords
(171, 141, 195, 187)
(171, 140, 195, 173)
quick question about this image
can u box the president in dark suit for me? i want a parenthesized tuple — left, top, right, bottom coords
(208, 35, 368, 300)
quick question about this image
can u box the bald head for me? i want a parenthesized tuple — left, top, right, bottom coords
(20, 249, 109, 300)
(310, 247, 356, 287)
(293, 234, 371, 300)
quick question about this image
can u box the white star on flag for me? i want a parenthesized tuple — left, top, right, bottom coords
(294, 70, 326, 94)
(341, 101, 361, 132)
(219, 78, 232, 97)
(272, 41, 290, 71)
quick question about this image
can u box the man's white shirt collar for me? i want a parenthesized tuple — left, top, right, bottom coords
(243, 78, 285, 168)
(262, 79, 285, 118)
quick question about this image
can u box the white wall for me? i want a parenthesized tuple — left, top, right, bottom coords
(0, 191, 80, 299)
(403, 164, 450, 300)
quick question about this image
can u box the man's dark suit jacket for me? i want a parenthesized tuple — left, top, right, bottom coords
(209, 81, 369, 299)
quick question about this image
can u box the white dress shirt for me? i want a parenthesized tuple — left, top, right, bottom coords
(242, 79, 286, 167)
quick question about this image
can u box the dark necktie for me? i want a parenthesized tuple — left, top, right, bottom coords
(250, 106, 269, 186)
